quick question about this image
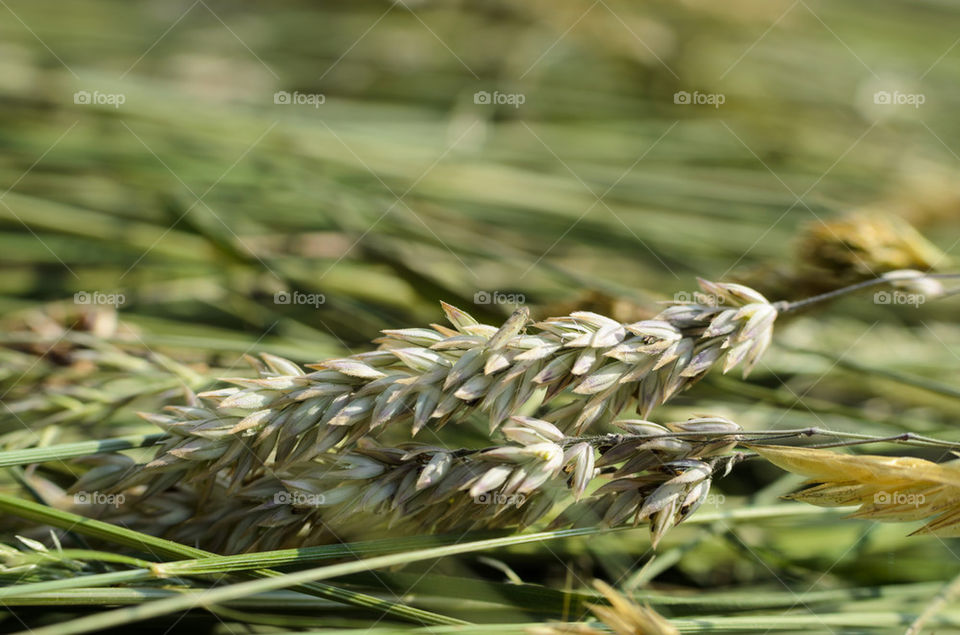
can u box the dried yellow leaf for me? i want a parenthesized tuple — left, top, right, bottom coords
(750, 445, 960, 538)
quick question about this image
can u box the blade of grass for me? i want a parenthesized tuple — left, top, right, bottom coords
(0, 571, 151, 599)
(0, 493, 465, 626)
(256, 609, 960, 633)
(0, 434, 164, 468)
(12, 504, 846, 635)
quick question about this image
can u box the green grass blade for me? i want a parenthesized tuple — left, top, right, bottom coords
(0, 434, 164, 468)
(0, 493, 465, 626)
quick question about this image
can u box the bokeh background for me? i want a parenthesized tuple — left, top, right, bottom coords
(3, 0, 960, 628)
(2, 0, 958, 346)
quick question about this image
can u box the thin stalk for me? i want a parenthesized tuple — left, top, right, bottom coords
(906, 567, 960, 635)
(0, 581, 944, 611)
(572, 428, 960, 451)
(773, 272, 960, 314)
(313, 611, 960, 633)
(11, 549, 155, 569)
(0, 588, 343, 608)
(113, 505, 841, 578)
(0, 434, 165, 468)
(0, 570, 152, 600)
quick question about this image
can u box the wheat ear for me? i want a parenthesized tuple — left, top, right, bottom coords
(110, 278, 774, 498)
(77, 416, 741, 552)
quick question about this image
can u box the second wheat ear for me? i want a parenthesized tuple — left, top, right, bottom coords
(93, 416, 741, 552)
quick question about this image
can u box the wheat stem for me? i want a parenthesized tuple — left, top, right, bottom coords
(774, 271, 960, 313)
(906, 568, 960, 635)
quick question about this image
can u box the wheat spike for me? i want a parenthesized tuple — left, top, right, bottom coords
(76, 416, 741, 552)
(108, 279, 774, 500)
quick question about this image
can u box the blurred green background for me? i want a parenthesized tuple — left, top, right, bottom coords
(2, 0, 960, 627)
(1, 0, 958, 349)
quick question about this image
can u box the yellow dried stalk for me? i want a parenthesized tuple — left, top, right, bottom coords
(529, 579, 678, 635)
